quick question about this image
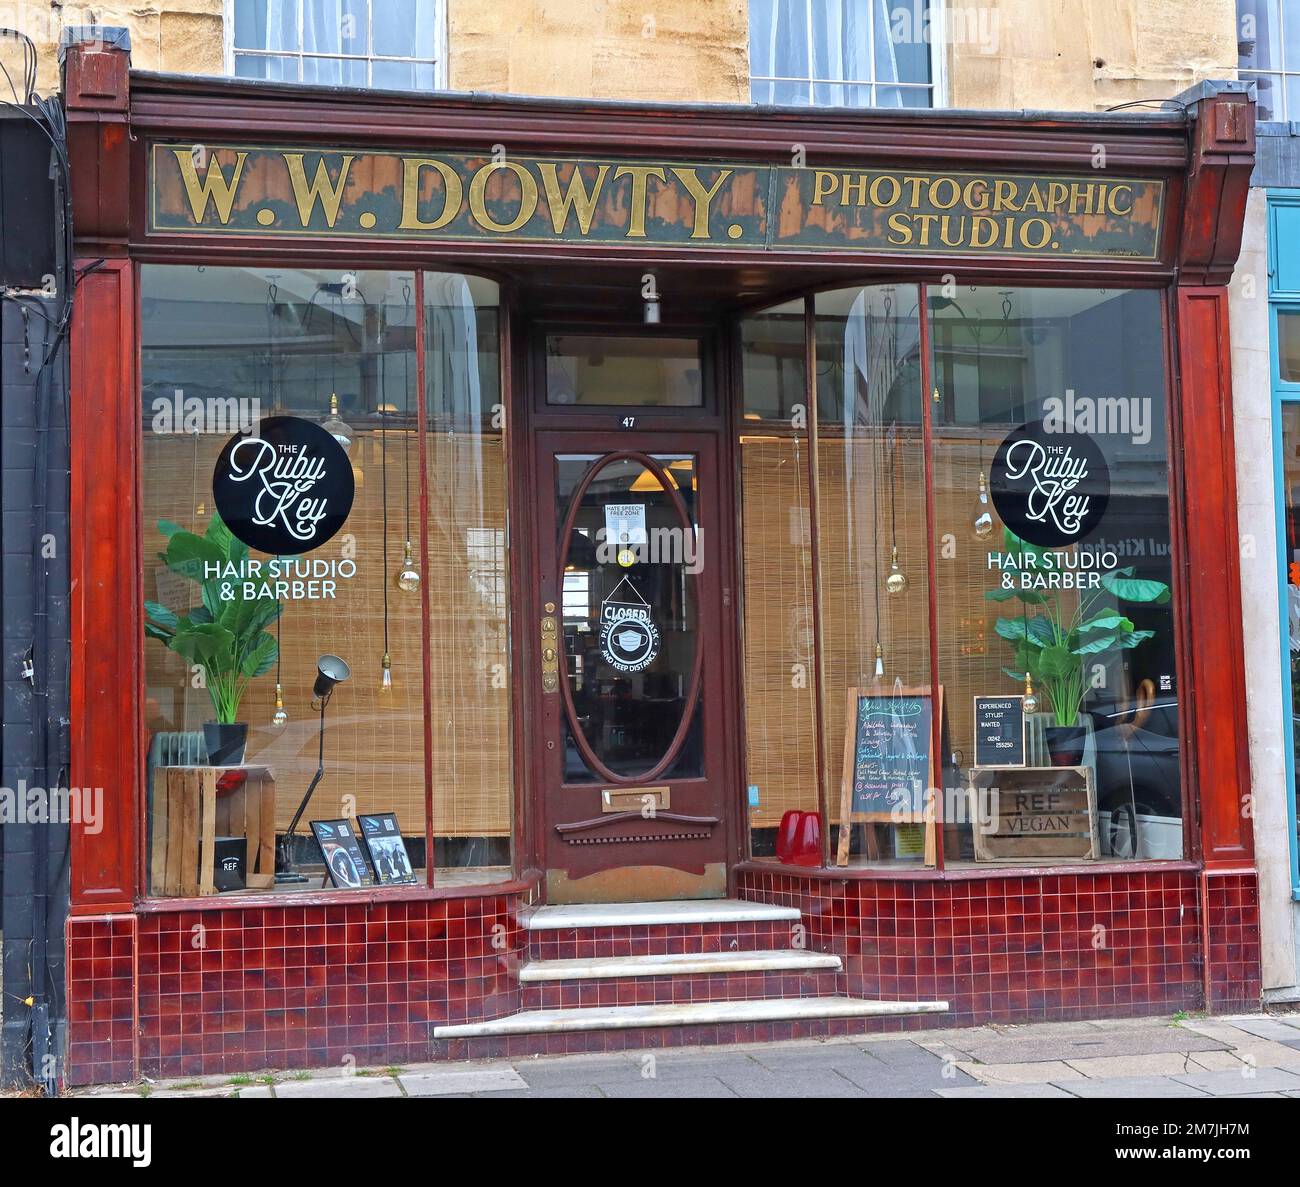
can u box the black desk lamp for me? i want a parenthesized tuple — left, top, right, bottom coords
(275, 654, 350, 883)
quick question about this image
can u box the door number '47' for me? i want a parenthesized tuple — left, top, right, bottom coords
(620, 416, 636, 429)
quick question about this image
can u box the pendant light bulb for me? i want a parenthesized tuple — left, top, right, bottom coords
(971, 471, 995, 540)
(380, 652, 392, 692)
(1022, 672, 1039, 716)
(272, 683, 288, 728)
(396, 540, 421, 593)
(323, 392, 354, 455)
(874, 641, 885, 680)
(885, 544, 908, 595)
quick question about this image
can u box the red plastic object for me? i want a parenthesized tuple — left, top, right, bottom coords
(215, 770, 247, 798)
(777, 810, 822, 866)
(792, 811, 822, 866)
(776, 810, 801, 863)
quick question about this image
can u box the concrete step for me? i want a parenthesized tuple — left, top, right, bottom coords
(433, 996, 949, 1039)
(525, 898, 800, 931)
(519, 949, 840, 981)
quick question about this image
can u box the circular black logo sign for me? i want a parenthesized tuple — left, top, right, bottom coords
(213, 415, 354, 555)
(989, 420, 1110, 548)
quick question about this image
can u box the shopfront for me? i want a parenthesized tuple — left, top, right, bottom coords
(63, 37, 1260, 1084)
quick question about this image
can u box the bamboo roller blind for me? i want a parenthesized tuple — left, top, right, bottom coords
(142, 427, 512, 838)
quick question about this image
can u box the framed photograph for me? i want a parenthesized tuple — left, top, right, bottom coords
(357, 813, 418, 886)
(310, 819, 374, 889)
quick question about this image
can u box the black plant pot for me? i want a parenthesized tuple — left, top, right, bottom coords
(203, 721, 248, 767)
(1044, 723, 1086, 767)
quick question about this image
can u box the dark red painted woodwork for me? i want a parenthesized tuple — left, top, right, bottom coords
(1178, 91, 1256, 286)
(1174, 287, 1254, 867)
(70, 258, 139, 914)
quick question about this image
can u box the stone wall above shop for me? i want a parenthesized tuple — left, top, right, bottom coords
(946, 0, 1239, 112)
(15, 2, 222, 95)
(447, 0, 750, 102)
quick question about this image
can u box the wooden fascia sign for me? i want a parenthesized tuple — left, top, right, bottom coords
(151, 144, 1165, 260)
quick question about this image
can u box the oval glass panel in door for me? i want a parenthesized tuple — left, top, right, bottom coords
(556, 453, 702, 783)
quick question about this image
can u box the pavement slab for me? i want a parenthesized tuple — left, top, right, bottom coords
(399, 1069, 527, 1096)
(934, 1083, 1078, 1098)
(273, 1076, 403, 1099)
(1054, 1076, 1209, 1098)
(1170, 1067, 1300, 1096)
(953, 1024, 1227, 1066)
(956, 1059, 1086, 1084)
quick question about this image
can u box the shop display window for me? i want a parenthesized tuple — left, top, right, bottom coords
(740, 285, 1184, 868)
(139, 265, 510, 896)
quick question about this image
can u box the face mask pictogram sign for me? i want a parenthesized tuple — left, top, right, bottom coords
(598, 575, 661, 674)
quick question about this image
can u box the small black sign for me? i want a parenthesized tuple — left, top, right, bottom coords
(358, 813, 418, 886)
(973, 696, 1026, 767)
(310, 819, 374, 889)
(989, 420, 1109, 548)
(213, 415, 354, 555)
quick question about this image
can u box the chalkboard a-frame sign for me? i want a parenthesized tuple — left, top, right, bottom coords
(836, 685, 941, 867)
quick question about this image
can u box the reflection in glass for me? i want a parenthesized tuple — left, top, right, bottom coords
(546, 335, 703, 406)
(930, 287, 1182, 863)
(556, 454, 702, 782)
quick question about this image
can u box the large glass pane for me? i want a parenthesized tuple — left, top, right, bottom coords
(815, 285, 934, 867)
(555, 454, 702, 782)
(546, 335, 703, 407)
(1280, 311, 1300, 382)
(140, 266, 425, 895)
(1280, 404, 1300, 876)
(931, 287, 1182, 865)
(1238, 0, 1284, 72)
(423, 274, 510, 880)
(739, 300, 821, 859)
(234, 0, 300, 51)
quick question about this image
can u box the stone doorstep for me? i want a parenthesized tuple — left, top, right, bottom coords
(523, 898, 801, 931)
(519, 948, 841, 981)
(434, 996, 950, 1039)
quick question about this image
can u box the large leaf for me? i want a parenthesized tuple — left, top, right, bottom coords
(164, 530, 225, 583)
(1100, 567, 1171, 604)
(1073, 631, 1121, 655)
(240, 631, 278, 678)
(169, 621, 235, 667)
(1026, 615, 1057, 648)
(1078, 613, 1134, 634)
(995, 617, 1028, 643)
(1037, 644, 1078, 680)
(985, 586, 1048, 606)
(143, 601, 178, 633)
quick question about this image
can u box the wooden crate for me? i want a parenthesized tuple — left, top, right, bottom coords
(969, 765, 1098, 864)
(151, 765, 277, 896)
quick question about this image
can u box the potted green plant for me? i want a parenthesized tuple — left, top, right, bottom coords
(144, 512, 280, 766)
(986, 528, 1170, 766)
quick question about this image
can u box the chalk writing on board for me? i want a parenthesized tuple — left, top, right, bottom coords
(851, 692, 932, 817)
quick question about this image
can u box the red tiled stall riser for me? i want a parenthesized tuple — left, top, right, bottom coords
(65, 895, 525, 1087)
(1204, 872, 1262, 1012)
(64, 869, 1263, 1086)
(737, 867, 1256, 1024)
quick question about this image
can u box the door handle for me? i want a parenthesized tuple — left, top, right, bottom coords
(540, 608, 559, 693)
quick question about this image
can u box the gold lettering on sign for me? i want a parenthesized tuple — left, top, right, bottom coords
(671, 167, 732, 240)
(398, 158, 463, 231)
(172, 149, 248, 224)
(283, 153, 356, 228)
(468, 160, 539, 234)
(613, 165, 667, 238)
(537, 162, 611, 235)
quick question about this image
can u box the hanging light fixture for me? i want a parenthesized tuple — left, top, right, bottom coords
(322, 392, 353, 454)
(885, 427, 907, 595)
(396, 281, 421, 594)
(378, 327, 393, 691)
(874, 641, 885, 680)
(1023, 672, 1039, 715)
(271, 596, 287, 727)
(971, 471, 995, 540)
